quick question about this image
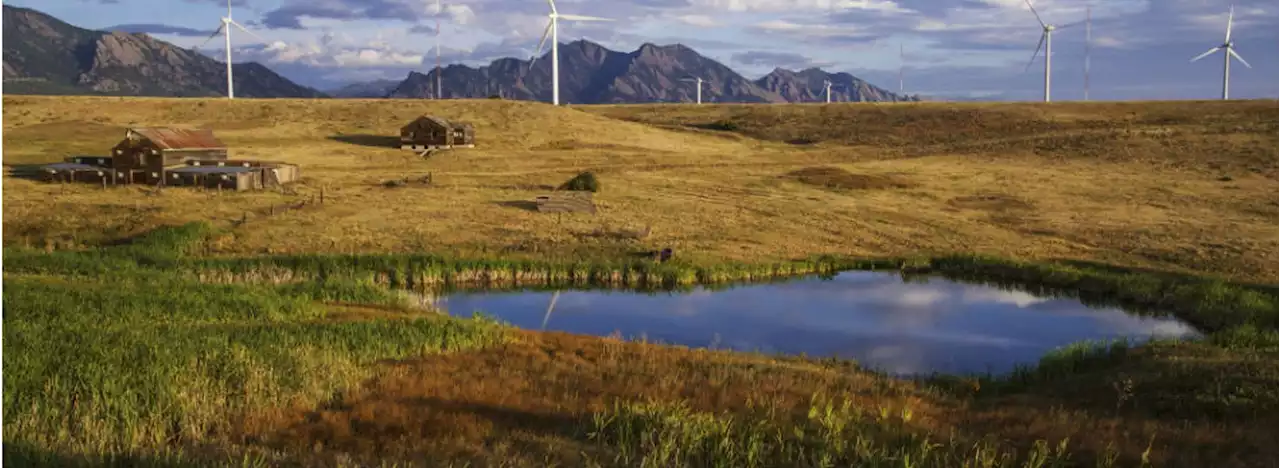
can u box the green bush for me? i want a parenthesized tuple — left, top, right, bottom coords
(559, 171, 600, 192)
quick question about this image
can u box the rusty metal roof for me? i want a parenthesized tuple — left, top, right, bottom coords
(126, 127, 226, 150)
(415, 115, 452, 127)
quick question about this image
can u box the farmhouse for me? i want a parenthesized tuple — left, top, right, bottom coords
(110, 127, 228, 185)
(37, 128, 301, 191)
(400, 115, 476, 151)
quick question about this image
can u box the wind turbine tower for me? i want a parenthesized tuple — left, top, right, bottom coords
(435, 0, 443, 99)
(1190, 5, 1252, 100)
(822, 79, 832, 103)
(898, 43, 905, 96)
(195, 0, 269, 99)
(1084, 5, 1091, 100)
(682, 76, 706, 104)
(530, 0, 612, 105)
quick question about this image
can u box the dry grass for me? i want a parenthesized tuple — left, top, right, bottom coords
(233, 331, 1276, 467)
(4, 96, 1277, 284)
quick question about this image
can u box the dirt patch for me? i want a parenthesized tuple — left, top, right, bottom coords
(783, 166, 915, 191)
(947, 193, 1035, 211)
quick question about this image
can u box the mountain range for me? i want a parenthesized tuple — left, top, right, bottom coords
(2, 5, 325, 98)
(3, 4, 918, 103)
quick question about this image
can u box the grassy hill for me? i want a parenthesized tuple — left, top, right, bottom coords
(4, 96, 1276, 282)
(3, 95, 1277, 467)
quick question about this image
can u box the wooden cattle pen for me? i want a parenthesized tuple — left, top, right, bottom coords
(400, 115, 476, 152)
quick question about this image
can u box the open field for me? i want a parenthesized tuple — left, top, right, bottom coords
(3, 96, 1277, 283)
(3, 96, 1278, 466)
(3, 225, 1277, 466)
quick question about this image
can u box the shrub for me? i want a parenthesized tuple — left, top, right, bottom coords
(559, 171, 600, 192)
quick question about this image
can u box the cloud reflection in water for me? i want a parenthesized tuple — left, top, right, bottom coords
(437, 272, 1199, 375)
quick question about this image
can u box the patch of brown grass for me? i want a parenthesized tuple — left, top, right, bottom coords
(3, 96, 1277, 283)
(236, 331, 933, 466)
(784, 166, 915, 190)
(947, 193, 1035, 211)
(229, 332, 1276, 467)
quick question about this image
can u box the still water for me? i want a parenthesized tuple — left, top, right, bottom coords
(435, 272, 1199, 375)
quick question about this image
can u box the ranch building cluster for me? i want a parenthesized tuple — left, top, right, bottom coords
(38, 113, 477, 191)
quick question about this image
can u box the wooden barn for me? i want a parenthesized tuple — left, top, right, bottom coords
(400, 115, 476, 151)
(110, 127, 228, 184)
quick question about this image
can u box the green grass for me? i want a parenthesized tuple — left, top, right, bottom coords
(2, 228, 510, 463)
(4, 221, 1277, 465)
(587, 397, 1087, 468)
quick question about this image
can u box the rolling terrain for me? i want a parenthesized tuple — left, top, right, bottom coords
(3, 96, 1276, 282)
(3, 96, 1277, 467)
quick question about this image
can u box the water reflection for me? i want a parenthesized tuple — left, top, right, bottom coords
(436, 272, 1199, 375)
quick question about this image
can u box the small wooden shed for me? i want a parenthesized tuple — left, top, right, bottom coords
(167, 166, 260, 191)
(179, 159, 300, 190)
(111, 127, 228, 185)
(400, 115, 476, 151)
(41, 162, 113, 184)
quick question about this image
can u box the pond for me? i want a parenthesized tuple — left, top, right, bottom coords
(434, 272, 1200, 376)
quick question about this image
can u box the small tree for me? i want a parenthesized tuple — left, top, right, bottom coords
(559, 171, 599, 192)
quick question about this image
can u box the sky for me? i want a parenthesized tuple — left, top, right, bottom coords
(14, 0, 1280, 100)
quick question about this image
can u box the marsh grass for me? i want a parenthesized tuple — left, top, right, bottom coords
(2, 231, 509, 463)
(587, 397, 1084, 468)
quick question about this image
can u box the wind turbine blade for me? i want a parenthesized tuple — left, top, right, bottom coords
(1024, 32, 1046, 72)
(1227, 48, 1251, 68)
(546, 0, 557, 15)
(1189, 46, 1222, 62)
(1224, 5, 1234, 43)
(1023, 0, 1047, 28)
(530, 20, 553, 70)
(195, 24, 225, 50)
(227, 0, 232, 17)
(557, 14, 613, 21)
(228, 20, 267, 43)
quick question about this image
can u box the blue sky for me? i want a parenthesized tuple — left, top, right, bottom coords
(14, 0, 1280, 100)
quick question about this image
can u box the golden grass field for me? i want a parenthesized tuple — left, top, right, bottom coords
(3, 95, 1278, 467)
(3, 96, 1277, 282)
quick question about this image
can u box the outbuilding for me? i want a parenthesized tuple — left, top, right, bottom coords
(110, 127, 228, 184)
(399, 115, 476, 151)
(174, 159, 301, 190)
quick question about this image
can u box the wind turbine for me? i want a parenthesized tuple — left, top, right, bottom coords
(898, 43, 905, 97)
(1022, 0, 1081, 102)
(681, 76, 706, 104)
(529, 0, 613, 105)
(821, 79, 832, 103)
(194, 0, 268, 99)
(1084, 5, 1091, 100)
(1190, 5, 1251, 100)
(435, 0, 443, 99)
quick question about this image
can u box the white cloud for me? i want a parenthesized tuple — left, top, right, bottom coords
(675, 14, 721, 27)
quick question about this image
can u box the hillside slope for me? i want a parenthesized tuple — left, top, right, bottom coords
(3, 97, 1276, 283)
(585, 101, 1280, 175)
(1, 5, 324, 98)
